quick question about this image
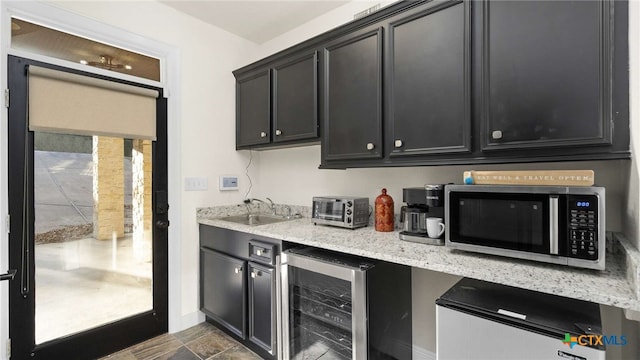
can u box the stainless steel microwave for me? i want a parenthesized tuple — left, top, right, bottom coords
(312, 196, 369, 229)
(445, 185, 605, 270)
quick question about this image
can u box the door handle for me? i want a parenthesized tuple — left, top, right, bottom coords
(155, 220, 170, 229)
(0, 269, 16, 281)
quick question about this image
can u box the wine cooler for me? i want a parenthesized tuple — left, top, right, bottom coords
(280, 247, 412, 360)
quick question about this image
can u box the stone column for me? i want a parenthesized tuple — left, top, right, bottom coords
(132, 139, 153, 245)
(93, 136, 124, 240)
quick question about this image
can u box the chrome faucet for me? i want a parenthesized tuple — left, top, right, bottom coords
(244, 198, 276, 214)
(283, 205, 292, 219)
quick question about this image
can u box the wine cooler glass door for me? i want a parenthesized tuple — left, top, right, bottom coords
(281, 251, 367, 360)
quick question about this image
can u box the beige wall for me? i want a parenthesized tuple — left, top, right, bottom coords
(411, 269, 461, 356)
(254, 146, 628, 231)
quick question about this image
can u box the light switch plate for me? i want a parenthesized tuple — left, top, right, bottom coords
(184, 177, 208, 191)
(219, 175, 238, 191)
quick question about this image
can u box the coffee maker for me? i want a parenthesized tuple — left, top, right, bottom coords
(399, 185, 445, 245)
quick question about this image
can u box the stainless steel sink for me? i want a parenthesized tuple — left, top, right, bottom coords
(218, 214, 292, 226)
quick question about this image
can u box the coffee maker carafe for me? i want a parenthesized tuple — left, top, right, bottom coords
(399, 185, 445, 245)
(401, 205, 428, 234)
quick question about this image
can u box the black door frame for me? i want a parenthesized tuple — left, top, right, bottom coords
(7, 55, 169, 359)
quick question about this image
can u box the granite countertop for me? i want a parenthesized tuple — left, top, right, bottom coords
(197, 205, 640, 313)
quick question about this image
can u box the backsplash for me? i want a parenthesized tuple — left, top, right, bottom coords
(197, 203, 312, 219)
(197, 203, 405, 231)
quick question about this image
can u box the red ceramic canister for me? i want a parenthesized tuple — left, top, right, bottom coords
(375, 188, 394, 232)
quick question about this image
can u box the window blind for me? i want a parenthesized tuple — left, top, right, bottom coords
(28, 66, 158, 140)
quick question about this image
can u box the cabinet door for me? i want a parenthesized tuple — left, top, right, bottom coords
(273, 51, 318, 143)
(388, 1, 471, 157)
(482, 0, 612, 151)
(200, 248, 246, 338)
(236, 69, 271, 148)
(248, 263, 275, 355)
(323, 27, 383, 161)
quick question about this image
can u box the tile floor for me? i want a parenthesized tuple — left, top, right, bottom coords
(101, 322, 261, 360)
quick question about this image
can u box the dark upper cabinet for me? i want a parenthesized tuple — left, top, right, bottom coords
(481, 0, 613, 151)
(235, 50, 319, 150)
(322, 27, 384, 161)
(236, 69, 271, 148)
(234, 0, 628, 166)
(272, 51, 318, 143)
(388, 1, 471, 158)
(200, 248, 246, 338)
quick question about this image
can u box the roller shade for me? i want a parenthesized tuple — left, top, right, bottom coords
(28, 66, 158, 140)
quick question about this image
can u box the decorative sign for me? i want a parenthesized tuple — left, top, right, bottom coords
(463, 170, 595, 186)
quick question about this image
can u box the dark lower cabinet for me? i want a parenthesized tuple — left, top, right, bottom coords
(322, 26, 384, 162)
(199, 225, 282, 359)
(388, 0, 471, 158)
(248, 263, 275, 354)
(200, 248, 246, 338)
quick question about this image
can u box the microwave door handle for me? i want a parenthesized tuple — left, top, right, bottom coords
(550, 196, 559, 255)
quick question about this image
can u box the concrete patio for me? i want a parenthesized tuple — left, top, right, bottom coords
(33, 150, 152, 344)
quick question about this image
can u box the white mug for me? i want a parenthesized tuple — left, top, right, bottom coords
(426, 217, 445, 238)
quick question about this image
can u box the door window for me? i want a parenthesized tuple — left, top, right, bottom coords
(34, 133, 154, 344)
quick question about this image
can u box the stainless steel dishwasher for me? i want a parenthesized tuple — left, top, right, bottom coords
(280, 247, 412, 360)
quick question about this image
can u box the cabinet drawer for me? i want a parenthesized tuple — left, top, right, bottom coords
(249, 241, 276, 265)
(200, 224, 283, 261)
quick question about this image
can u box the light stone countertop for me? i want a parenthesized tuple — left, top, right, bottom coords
(197, 205, 640, 313)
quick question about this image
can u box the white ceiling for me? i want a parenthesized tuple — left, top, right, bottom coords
(160, 0, 351, 44)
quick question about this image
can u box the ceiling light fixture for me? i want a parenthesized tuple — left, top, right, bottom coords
(83, 55, 132, 71)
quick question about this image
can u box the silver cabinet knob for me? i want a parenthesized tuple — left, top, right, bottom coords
(275, 129, 282, 136)
(234, 267, 242, 274)
(366, 143, 375, 151)
(260, 132, 267, 138)
(394, 140, 403, 148)
(492, 130, 503, 140)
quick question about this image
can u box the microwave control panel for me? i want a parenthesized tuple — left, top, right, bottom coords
(567, 195, 598, 260)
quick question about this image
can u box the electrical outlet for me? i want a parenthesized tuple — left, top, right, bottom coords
(184, 177, 208, 191)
